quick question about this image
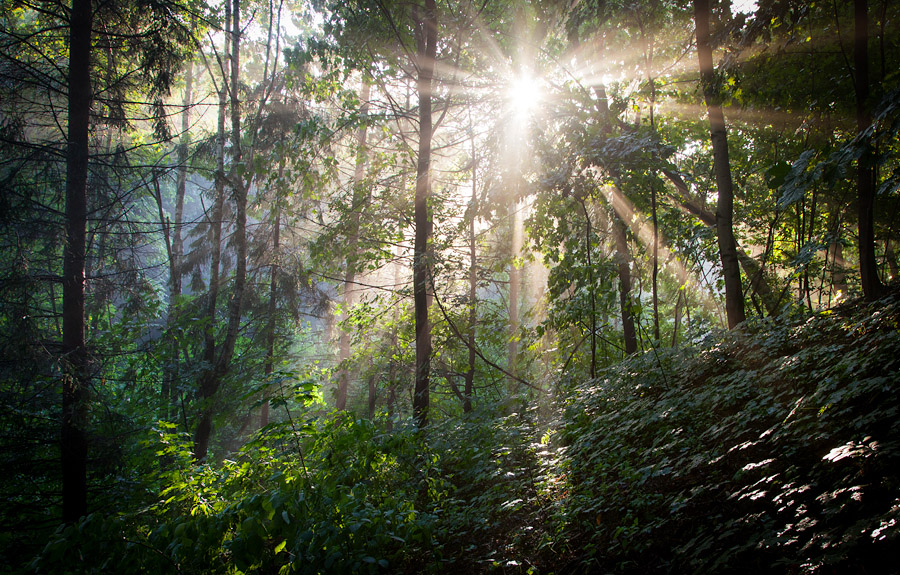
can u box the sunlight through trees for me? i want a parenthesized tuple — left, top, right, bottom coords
(1, 0, 899, 571)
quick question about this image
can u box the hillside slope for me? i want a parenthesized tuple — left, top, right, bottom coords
(557, 291, 900, 573)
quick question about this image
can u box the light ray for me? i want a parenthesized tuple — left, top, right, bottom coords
(602, 184, 726, 324)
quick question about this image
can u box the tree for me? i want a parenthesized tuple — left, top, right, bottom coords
(693, 0, 745, 328)
(412, 0, 438, 427)
(855, 0, 884, 301)
(60, 0, 92, 524)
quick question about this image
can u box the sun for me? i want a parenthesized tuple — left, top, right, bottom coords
(507, 72, 542, 117)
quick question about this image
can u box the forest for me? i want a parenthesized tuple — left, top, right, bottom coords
(1, 0, 899, 572)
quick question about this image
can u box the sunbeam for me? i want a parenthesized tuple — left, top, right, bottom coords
(602, 184, 726, 324)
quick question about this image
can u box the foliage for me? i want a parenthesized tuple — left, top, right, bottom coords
(31, 401, 554, 574)
(556, 289, 900, 574)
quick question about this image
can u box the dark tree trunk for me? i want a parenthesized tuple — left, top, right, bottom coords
(613, 213, 638, 355)
(642, 13, 661, 342)
(196, 0, 249, 460)
(672, 289, 683, 348)
(651, 182, 660, 341)
(855, 0, 883, 301)
(412, 0, 437, 428)
(694, 0, 746, 328)
(194, 0, 229, 460)
(661, 168, 780, 315)
(61, 0, 93, 524)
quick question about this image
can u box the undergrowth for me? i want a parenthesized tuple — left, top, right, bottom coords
(556, 292, 900, 574)
(27, 291, 900, 574)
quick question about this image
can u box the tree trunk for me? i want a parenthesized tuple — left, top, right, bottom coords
(61, 0, 92, 524)
(507, 197, 521, 392)
(160, 62, 193, 422)
(829, 236, 848, 301)
(194, 0, 230, 460)
(855, 0, 883, 301)
(885, 240, 898, 281)
(386, 239, 402, 430)
(196, 0, 249, 461)
(337, 80, 371, 411)
(672, 289, 683, 348)
(694, 0, 746, 328)
(662, 169, 783, 315)
(613, 212, 638, 355)
(412, 0, 437, 428)
(642, 13, 661, 342)
(582, 199, 597, 377)
(260, 208, 280, 429)
(651, 180, 661, 340)
(464, 146, 477, 413)
(174, 62, 192, 300)
(367, 372, 377, 419)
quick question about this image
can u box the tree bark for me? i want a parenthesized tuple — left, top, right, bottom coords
(613, 212, 638, 355)
(661, 168, 782, 315)
(464, 151, 477, 413)
(412, 0, 437, 428)
(855, 0, 883, 301)
(694, 0, 746, 328)
(161, 61, 193, 421)
(260, 208, 280, 429)
(386, 238, 402, 430)
(507, 197, 520, 391)
(651, 180, 660, 341)
(174, 62, 192, 300)
(195, 0, 249, 460)
(581, 199, 597, 377)
(61, 0, 93, 524)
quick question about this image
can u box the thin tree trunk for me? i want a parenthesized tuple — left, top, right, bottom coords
(613, 212, 638, 355)
(507, 197, 521, 391)
(694, 0, 746, 328)
(661, 168, 780, 315)
(196, 0, 249, 461)
(367, 372, 377, 419)
(337, 80, 371, 411)
(581, 199, 597, 377)
(412, 0, 437, 427)
(642, 11, 661, 342)
(260, 208, 280, 429)
(651, 181, 660, 340)
(464, 149, 477, 413)
(885, 239, 898, 280)
(195, 2, 229, 460)
(61, 0, 92, 524)
(386, 239, 402, 430)
(161, 61, 193, 420)
(830, 237, 848, 301)
(855, 0, 883, 301)
(672, 289, 683, 348)
(806, 187, 817, 309)
(174, 62, 192, 299)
